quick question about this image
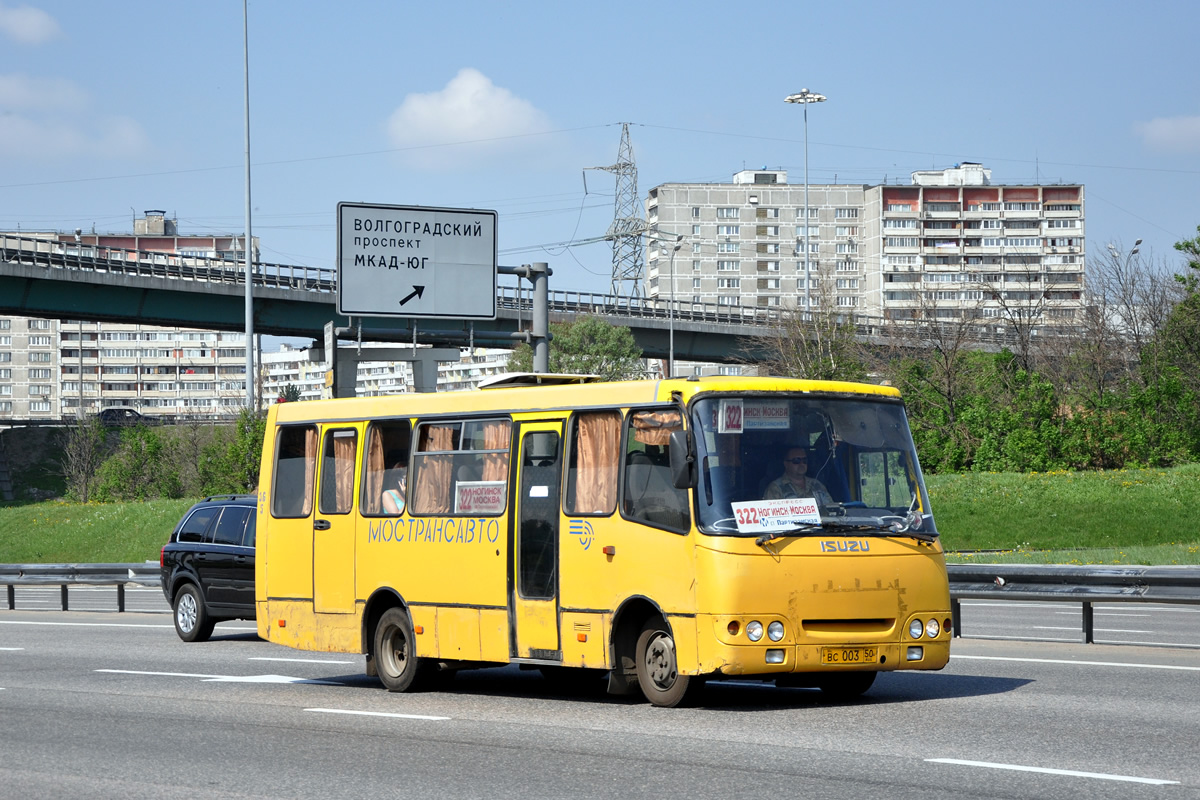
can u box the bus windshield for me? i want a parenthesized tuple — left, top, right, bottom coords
(690, 395, 936, 538)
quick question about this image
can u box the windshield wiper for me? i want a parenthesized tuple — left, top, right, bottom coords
(754, 518, 938, 547)
(754, 526, 825, 547)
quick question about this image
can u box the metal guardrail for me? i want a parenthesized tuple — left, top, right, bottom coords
(9, 561, 1194, 644)
(1, 563, 160, 612)
(947, 563, 1200, 643)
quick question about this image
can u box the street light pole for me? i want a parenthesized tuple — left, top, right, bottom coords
(242, 0, 255, 411)
(666, 236, 682, 378)
(785, 89, 826, 315)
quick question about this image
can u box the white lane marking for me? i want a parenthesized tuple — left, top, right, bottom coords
(957, 634, 1076, 643)
(95, 669, 342, 685)
(952, 654, 1200, 671)
(958, 602, 1069, 609)
(0, 620, 255, 631)
(1033, 626, 1153, 634)
(1054, 611, 1151, 617)
(0, 620, 174, 629)
(1033, 626, 1086, 631)
(0, 647, 26, 651)
(306, 708, 450, 721)
(250, 657, 357, 665)
(926, 758, 1178, 785)
(963, 601, 1200, 616)
(1102, 639, 1200, 649)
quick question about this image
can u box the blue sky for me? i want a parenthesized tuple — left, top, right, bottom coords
(2, 0, 1198, 300)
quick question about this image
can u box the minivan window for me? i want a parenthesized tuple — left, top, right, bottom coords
(209, 507, 252, 546)
(177, 508, 217, 543)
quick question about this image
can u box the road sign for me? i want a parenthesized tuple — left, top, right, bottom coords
(336, 202, 497, 320)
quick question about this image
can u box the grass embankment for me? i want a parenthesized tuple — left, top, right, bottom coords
(0, 498, 194, 563)
(1, 466, 1199, 565)
(928, 464, 1200, 565)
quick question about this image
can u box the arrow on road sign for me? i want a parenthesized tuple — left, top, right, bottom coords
(399, 286, 426, 307)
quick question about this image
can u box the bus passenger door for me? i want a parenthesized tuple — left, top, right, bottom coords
(313, 427, 358, 614)
(511, 422, 563, 660)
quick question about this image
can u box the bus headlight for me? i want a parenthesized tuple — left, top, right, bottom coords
(909, 618, 924, 639)
(925, 618, 940, 638)
(767, 621, 784, 642)
(746, 621, 764, 642)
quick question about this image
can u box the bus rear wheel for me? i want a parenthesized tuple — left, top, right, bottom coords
(374, 608, 426, 692)
(634, 620, 697, 707)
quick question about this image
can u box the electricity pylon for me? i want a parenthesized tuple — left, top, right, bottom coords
(587, 123, 647, 298)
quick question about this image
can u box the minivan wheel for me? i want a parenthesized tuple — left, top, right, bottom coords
(173, 584, 215, 642)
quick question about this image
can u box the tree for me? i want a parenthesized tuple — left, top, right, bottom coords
(199, 408, 267, 494)
(58, 416, 107, 502)
(506, 316, 645, 380)
(93, 425, 181, 501)
(278, 383, 302, 403)
(873, 291, 988, 471)
(1160, 226, 1200, 394)
(757, 263, 868, 382)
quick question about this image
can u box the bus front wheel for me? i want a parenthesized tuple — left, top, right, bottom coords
(374, 608, 425, 692)
(634, 620, 696, 707)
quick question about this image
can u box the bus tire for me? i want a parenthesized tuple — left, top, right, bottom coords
(634, 620, 695, 707)
(373, 608, 424, 692)
(173, 583, 215, 643)
(818, 671, 876, 699)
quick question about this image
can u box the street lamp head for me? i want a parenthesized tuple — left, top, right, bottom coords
(785, 89, 827, 105)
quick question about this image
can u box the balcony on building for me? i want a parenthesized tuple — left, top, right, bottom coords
(922, 239, 962, 255)
(962, 187, 1001, 218)
(882, 187, 920, 218)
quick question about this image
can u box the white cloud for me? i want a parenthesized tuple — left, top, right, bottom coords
(0, 73, 86, 110)
(1134, 115, 1200, 154)
(0, 113, 148, 159)
(0, 73, 148, 159)
(386, 68, 553, 169)
(0, 3, 61, 44)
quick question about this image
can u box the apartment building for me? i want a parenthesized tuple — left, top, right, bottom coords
(645, 164, 1085, 329)
(260, 344, 513, 402)
(0, 212, 518, 420)
(1, 212, 256, 420)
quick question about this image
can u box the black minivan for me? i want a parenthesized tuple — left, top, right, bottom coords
(160, 494, 257, 642)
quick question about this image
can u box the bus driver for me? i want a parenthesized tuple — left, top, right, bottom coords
(763, 446, 833, 506)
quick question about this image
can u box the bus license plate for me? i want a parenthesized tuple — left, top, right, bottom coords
(821, 646, 878, 665)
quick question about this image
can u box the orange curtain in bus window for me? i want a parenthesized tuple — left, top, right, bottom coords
(480, 420, 511, 482)
(333, 432, 356, 513)
(413, 425, 455, 514)
(573, 412, 620, 514)
(362, 428, 384, 515)
(301, 427, 317, 516)
(630, 409, 681, 446)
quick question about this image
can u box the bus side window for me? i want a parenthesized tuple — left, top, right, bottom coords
(565, 411, 620, 516)
(623, 409, 690, 532)
(272, 425, 317, 518)
(411, 418, 510, 516)
(361, 421, 412, 516)
(319, 429, 358, 515)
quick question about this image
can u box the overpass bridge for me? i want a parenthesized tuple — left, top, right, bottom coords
(0, 234, 811, 364)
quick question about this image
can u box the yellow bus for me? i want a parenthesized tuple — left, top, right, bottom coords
(255, 375, 950, 707)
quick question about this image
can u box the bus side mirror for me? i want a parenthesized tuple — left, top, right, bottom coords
(669, 429, 695, 489)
